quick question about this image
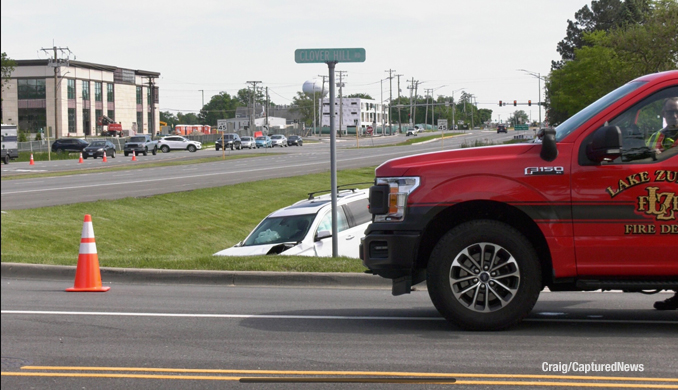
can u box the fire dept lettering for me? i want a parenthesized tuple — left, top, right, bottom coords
(606, 171, 650, 197)
(607, 170, 678, 235)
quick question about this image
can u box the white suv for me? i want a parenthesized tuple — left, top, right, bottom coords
(157, 136, 202, 153)
(213, 188, 371, 258)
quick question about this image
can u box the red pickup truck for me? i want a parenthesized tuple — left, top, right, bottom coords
(361, 71, 678, 330)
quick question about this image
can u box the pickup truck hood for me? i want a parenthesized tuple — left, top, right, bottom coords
(376, 143, 537, 177)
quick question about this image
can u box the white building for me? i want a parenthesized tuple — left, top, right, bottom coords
(321, 97, 389, 132)
(217, 116, 287, 133)
(1, 59, 160, 138)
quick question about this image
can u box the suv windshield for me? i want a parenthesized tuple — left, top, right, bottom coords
(243, 214, 315, 246)
(130, 136, 145, 142)
(555, 81, 645, 142)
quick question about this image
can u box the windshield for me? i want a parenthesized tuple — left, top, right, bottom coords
(256, 137, 267, 140)
(89, 141, 106, 147)
(555, 81, 646, 142)
(243, 214, 315, 246)
(271, 135, 282, 139)
(130, 136, 145, 142)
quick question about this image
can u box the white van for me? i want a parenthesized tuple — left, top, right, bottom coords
(1, 125, 19, 165)
(214, 188, 371, 258)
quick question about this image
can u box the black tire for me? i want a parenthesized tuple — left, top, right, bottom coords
(3, 155, 8, 165)
(188, 145, 197, 152)
(152, 147, 157, 156)
(83, 155, 88, 159)
(427, 220, 541, 331)
(143, 148, 148, 156)
(230, 145, 234, 151)
(124, 152, 129, 157)
(216, 145, 221, 151)
(161, 145, 170, 153)
(111, 150, 116, 158)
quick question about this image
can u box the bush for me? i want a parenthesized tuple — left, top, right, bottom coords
(34, 132, 42, 141)
(18, 130, 28, 142)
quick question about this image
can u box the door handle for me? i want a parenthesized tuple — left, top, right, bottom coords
(345, 235, 355, 240)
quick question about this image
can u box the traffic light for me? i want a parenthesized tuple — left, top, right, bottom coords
(513, 100, 517, 106)
(528, 100, 532, 106)
(499, 100, 502, 106)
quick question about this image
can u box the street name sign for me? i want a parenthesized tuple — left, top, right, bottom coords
(295, 48, 366, 64)
(515, 124, 529, 131)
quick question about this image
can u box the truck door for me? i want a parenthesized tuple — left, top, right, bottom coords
(571, 87, 678, 277)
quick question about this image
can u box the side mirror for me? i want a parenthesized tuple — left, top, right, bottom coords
(315, 230, 331, 241)
(538, 127, 558, 162)
(586, 125, 622, 163)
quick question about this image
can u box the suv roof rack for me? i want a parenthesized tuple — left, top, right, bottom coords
(307, 182, 372, 200)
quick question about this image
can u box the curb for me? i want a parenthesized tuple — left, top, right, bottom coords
(0, 262, 392, 289)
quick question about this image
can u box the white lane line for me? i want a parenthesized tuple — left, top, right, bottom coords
(1, 310, 676, 324)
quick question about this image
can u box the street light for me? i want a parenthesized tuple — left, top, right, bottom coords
(450, 87, 465, 131)
(518, 69, 546, 126)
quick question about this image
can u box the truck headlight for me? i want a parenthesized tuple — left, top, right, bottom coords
(372, 177, 419, 222)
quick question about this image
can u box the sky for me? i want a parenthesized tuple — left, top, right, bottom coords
(1, 0, 589, 123)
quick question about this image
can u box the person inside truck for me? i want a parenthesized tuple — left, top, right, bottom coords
(647, 97, 678, 154)
(650, 97, 678, 311)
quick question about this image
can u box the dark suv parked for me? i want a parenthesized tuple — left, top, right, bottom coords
(215, 133, 242, 150)
(497, 124, 507, 133)
(51, 138, 90, 153)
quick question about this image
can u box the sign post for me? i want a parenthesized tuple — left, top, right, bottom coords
(296, 48, 366, 257)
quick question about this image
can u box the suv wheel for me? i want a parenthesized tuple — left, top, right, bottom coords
(161, 145, 170, 153)
(188, 144, 197, 152)
(152, 147, 157, 155)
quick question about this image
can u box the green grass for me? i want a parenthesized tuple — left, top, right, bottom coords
(1, 167, 376, 272)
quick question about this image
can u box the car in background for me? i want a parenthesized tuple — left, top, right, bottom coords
(214, 188, 371, 258)
(215, 133, 242, 151)
(287, 135, 303, 146)
(51, 138, 90, 154)
(255, 136, 272, 148)
(497, 124, 507, 133)
(270, 134, 288, 147)
(82, 140, 116, 159)
(406, 126, 422, 136)
(240, 136, 255, 149)
(157, 136, 202, 153)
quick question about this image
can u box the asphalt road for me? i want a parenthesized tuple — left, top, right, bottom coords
(1, 130, 520, 210)
(2, 277, 676, 390)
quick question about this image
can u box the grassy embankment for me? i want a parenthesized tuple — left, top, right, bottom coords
(1, 167, 376, 272)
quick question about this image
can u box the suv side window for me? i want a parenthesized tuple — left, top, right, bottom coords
(344, 198, 371, 226)
(316, 209, 349, 234)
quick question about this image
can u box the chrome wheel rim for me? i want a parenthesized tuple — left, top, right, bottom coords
(449, 242, 520, 313)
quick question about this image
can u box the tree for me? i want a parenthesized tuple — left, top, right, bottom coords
(160, 111, 179, 128)
(289, 92, 314, 126)
(1, 52, 15, 95)
(508, 110, 529, 126)
(347, 93, 373, 99)
(198, 91, 240, 126)
(176, 112, 200, 125)
(552, 0, 650, 69)
(546, 0, 676, 125)
(236, 88, 266, 107)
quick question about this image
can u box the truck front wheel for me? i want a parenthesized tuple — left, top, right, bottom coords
(427, 220, 541, 331)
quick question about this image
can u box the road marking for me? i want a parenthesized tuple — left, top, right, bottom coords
(3, 366, 675, 387)
(1, 310, 676, 325)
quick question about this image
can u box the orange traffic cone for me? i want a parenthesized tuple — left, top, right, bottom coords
(78, 153, 84, 163)
(131, 151, 137, 161)
(30, 153, 35, 165)
(102, 153, 107, 163)
(66, 214, 110, 292)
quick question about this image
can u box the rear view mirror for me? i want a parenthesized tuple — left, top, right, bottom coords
(587, 125, 622, 163)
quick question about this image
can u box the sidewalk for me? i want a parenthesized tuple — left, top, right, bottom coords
(0, 262, 392, 289)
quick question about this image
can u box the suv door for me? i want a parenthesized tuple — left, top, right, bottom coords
(571, 86, 677, 277)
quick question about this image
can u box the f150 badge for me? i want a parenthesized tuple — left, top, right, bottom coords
(524, 166, 564, 175)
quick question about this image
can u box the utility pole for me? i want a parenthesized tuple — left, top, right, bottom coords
(246, 81, 261, 135)
(408, 78, 416, 127)
(148, 77, 157, 136)
(265, 86, 270, 129)
(41, 45, 72, 160)
(396, 74, 403, 133)
(413, 81, 420, 128)
(385, 69, 395, 135)
(317, 75, 328, 136)
(336, 70, 347, 137)
(424, 88, 433, 130)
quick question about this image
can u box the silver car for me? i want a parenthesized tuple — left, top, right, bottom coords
(240, 136, 255, 149)
(270, 134, 288, 147)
